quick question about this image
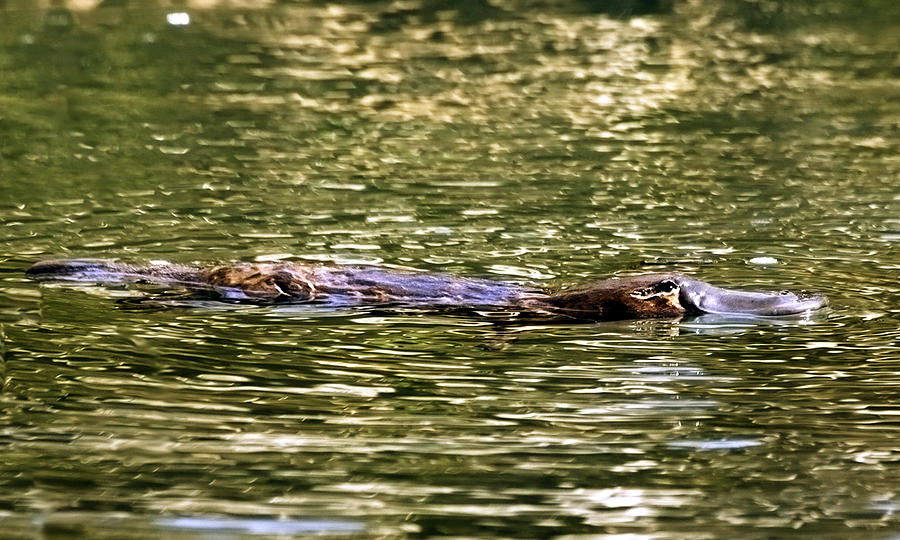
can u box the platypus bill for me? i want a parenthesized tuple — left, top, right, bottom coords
(26, 259, 827, 321)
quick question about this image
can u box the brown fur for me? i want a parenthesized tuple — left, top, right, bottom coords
(539, 274, 685, 319)
(26, 259, 826, 320)
(202, 263, 318, 300)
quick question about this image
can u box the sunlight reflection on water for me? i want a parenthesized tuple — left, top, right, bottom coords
(0, 0, 898, 537)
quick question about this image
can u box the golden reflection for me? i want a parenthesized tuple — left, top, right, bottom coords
(3, 1, 899, 537)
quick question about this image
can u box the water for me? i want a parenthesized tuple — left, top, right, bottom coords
(1, 1, 898, 538)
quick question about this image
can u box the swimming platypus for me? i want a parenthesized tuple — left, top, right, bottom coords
(25, 259, 827, 320)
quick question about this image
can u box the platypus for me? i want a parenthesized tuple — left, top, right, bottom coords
(25, 259, 827, 320)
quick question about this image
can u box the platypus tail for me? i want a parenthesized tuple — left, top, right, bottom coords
(26, 259, 204, 285)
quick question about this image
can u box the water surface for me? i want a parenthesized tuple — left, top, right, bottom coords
(1, 1, 898, 538)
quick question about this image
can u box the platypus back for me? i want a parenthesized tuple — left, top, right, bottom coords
(25, 259, 532, 304)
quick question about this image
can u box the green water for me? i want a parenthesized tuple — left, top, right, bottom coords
(1, 1, 898, 538)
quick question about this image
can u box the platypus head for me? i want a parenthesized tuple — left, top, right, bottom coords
(543, 274, 827, 320)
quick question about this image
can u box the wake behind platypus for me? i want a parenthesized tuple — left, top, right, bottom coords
(26, 259, 827, 321)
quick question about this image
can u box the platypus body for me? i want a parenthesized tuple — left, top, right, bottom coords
(26, 259, 827, 320)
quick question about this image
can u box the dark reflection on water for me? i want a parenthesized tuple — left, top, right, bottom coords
(1, 0, 899, 538)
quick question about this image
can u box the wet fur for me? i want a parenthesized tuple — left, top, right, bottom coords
(26, 259, 825, 321)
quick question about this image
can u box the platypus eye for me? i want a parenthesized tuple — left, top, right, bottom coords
(630, 280, 679, 300)
(779, 290, 791, 296)
(655, 280, 678, 293)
